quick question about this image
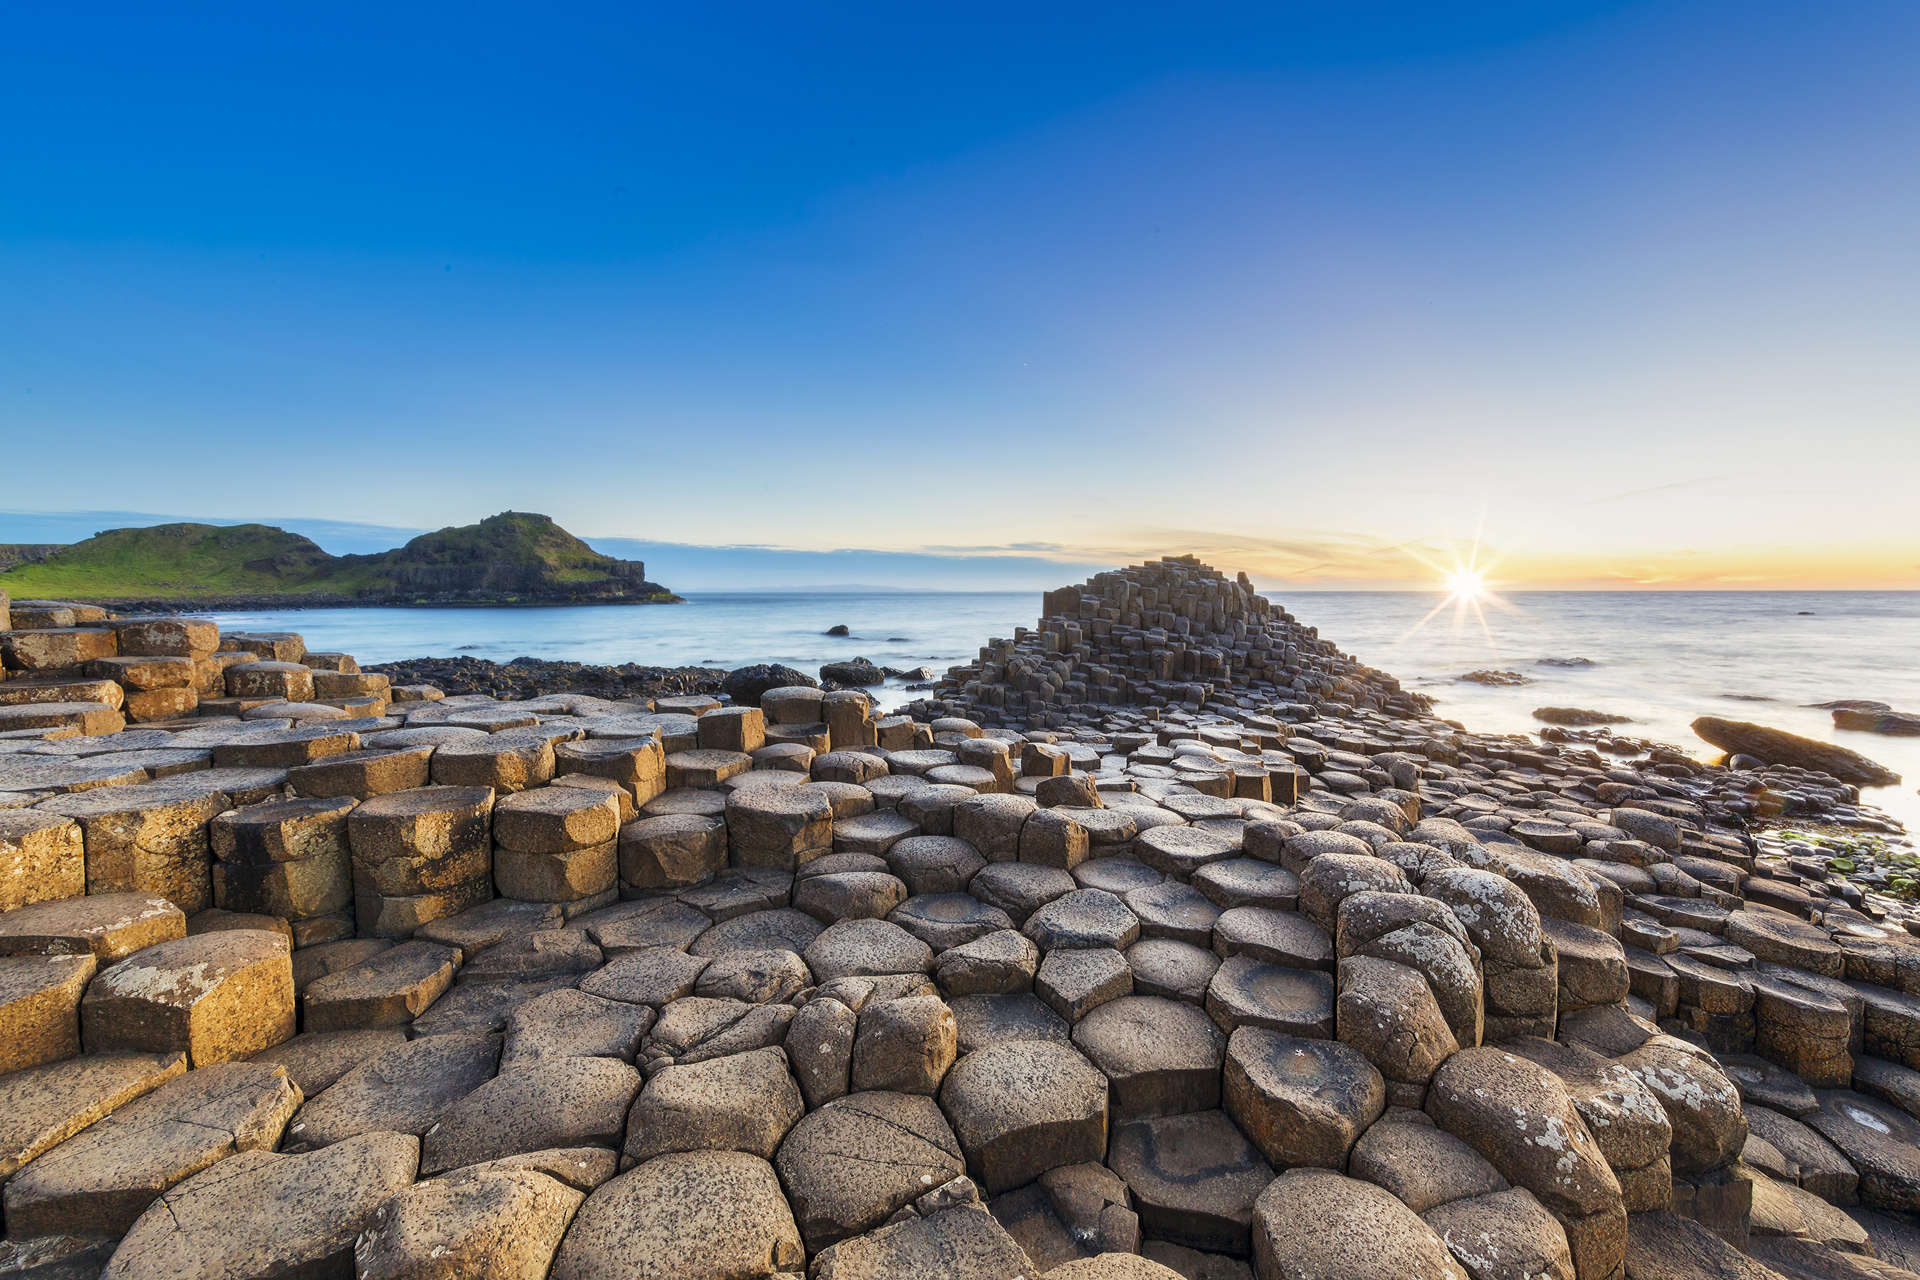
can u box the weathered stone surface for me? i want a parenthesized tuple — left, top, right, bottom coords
(285, 745, 432, 799)
(421, 1053, 642, 1174)
(640, 996, 796, 1072)
(38, 783, 226, 911)
(578, 946, 710, 1006)
(808, 1204, 1034, 1280)
(284, 1030, 499, 1150)
(246, 1027, 407, 1095)
(2, 1060, 301, 1238)
(623, 1044, 803, 1163)
(851, 994, 958, 1094)
(939, 1039, 1108, 1193)
(1206, 957, 1335, 1039)
(503, 987, 655, 1069)
(806, 916, 934, 980)
(1724, 909, 1845, 978)
(1251, 1168, 1468, 1280)
(302, 939, 460, 1030)
(0, 1050, 186, 1180)
(583, 897, 711, 954)
(100, 1131, 419, 1280)
(81, 929, 293, 1066)
(430, 729, 557, 794)
(1072, 995, 1225, 1122)
(726, 785, 833, 869)
(1038, 946, 1134, 1022)
(354, 1166, 583, 1280)
(1349, 1116, 1509, 1214)
(937, 929, 1041, 996)
(493, 782, 622, 853)
(1807, 1089, 1920, 1211)
(554, 736, 667, 805)
(776, 1090, 965, 1249)
(1426, 1049, 1623, 1280)
(0, 810, 85, 911)
(1224, 1027, 1384, 1169)
(619, 813, 727, 889)
(549, 1150, 803, 1280)
(1042, 1257, 1185, 1280)
(1423, 1187, 1574, 1280)
(1621, 1210, 1782, 1280)
(1027, 889, 1142, 951)
(0, 952, 95, 1073)
(1337, 955, 1457, 1087)
(1617, 1039, 1747, 1175)
(687, 905, 820, 958)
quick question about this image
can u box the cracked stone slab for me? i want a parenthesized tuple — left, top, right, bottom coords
(2, 1060, 301, 1238)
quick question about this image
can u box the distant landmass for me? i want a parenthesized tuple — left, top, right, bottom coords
(0, 511, 679, 609)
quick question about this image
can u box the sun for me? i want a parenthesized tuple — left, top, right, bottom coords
(1445, 567, 1487, 601)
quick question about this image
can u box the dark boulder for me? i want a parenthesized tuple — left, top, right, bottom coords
(724, 664, 819, 705)
(1691, 716, 1901, 786)
(820, 658, 884, 688)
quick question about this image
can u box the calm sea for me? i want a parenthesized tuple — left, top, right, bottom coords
(206, 590, 1920, 830)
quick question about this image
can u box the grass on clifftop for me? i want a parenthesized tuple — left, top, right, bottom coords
(0, 511, 670, 603)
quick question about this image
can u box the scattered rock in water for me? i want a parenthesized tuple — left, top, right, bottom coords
(1532, 707, 1633, 727)
(1459, 670, 1529, 686)
(820, 657, 884, 687)
(722, 663, 818, 706)
(1692, 716, 1903, 787)
(1535, 656, 1596, 668)
(367, 656, 723, 703)
(825, 625, 850, 637)
(1833, 707, 1920, 737)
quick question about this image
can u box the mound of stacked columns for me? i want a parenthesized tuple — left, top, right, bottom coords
(0, 579, 1912, 1280)
(919, 555, 1432, 727)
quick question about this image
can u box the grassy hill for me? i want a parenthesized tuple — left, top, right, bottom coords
(0, 512, 678, 606)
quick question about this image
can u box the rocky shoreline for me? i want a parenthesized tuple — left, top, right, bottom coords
(1, 560, 1918, 1280)
(56, 589, 684, 612)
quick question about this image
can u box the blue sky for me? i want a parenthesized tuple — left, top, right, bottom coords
(4, 2, 1916, 588)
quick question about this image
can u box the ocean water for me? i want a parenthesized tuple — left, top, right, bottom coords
(206, 589, 1920, 829)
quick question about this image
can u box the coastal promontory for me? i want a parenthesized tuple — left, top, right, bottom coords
(0, 511, 678, 609)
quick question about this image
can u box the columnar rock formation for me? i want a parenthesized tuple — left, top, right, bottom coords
(0, 567, 1914, 1280)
